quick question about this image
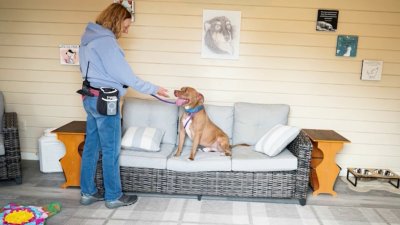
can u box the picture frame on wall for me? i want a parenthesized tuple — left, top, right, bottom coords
(201, 9, 241, 60)
(59, 44, 79, 66)
(336, 35, 358, 57)
(316, 9, 339, 32)
(361, 60, 383, 81)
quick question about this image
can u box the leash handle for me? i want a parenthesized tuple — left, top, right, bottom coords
(151, 94, 176, 105)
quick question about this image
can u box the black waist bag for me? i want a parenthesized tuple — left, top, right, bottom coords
(97, 87, 119, 116)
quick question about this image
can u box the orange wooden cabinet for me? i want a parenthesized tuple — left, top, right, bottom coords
(52, 121, 86, 188)
(303, 129, 350, 196)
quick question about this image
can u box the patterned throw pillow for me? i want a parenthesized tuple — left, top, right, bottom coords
(121, 127, 165, 152)
(255, 124, 300, 157)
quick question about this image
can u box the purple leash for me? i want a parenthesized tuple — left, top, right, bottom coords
(151, 94, 192, 129)
(183, 113, 193, 129)
(151, 94, 176, 105)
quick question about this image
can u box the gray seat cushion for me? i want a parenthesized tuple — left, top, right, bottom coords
(231, 145, 298, 172)
(233, 102, 290, 145)
(167, 146, 231, 172)
(119, 143, 175, 169)
(122, 97, 179, 145)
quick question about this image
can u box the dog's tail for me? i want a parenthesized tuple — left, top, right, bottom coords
(230, 143, 250, 149)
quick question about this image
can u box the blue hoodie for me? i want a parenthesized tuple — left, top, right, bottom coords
(79, 22, 158, 96)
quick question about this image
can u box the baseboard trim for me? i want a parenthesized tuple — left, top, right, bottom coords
(22, 152, 39, 160)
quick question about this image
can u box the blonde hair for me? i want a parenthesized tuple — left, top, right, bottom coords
(96, 3, 131, 39)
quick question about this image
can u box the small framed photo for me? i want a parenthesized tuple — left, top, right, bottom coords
(336, 35, 358, 57)
(361, 60, 383, 81)
(59, 44, 79, 65)
(316, 9, 339, 32)
(114, 0, 135, 21)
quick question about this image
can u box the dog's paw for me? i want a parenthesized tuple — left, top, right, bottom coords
(225, 152, 232, 156)
(188, 157, 194, 161)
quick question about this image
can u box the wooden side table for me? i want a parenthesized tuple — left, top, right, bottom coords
(303, 129, 350, 196)
(52, 121, 86, 188)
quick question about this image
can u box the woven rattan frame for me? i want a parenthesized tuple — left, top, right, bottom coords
(95, 130, 312, 205)
(0, 112, 22, 184)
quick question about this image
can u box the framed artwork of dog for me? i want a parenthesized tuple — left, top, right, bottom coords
(201, 10, 241, 60)
(59, 44, 79, 66)
(316, 9, 339, 32)
(336, 35, 358, 57)
(361, 60, 383, 81)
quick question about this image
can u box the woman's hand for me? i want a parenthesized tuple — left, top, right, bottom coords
(156, 87, 169, 98)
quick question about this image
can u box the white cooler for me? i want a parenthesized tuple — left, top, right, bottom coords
(38, 128, 66, 173)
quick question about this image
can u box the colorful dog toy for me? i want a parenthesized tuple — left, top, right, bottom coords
(0, 202, 61, 225)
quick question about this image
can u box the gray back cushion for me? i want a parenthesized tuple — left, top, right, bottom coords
(233, 102, 290, 145)
(179, 104, 234, 146)
(122, 97, 179, 145)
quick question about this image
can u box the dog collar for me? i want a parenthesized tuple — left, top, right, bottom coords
(185, 105, 204, 114)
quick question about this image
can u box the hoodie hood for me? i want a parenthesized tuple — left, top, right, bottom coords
(81, 22, 115, 46)
(78, 22, 159, 97)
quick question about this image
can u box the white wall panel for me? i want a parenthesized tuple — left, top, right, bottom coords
(0, 0, 399, 175)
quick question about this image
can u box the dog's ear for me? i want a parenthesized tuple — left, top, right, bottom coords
(197, 93, 204, 104)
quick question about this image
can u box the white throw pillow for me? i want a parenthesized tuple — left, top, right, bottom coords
(255, 124, 301, 157)
(121, 127, 165, 152)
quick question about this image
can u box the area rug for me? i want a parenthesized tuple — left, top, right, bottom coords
(340, 176, 400, 194)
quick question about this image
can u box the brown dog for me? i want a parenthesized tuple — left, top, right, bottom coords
(174, 87, 231, 160)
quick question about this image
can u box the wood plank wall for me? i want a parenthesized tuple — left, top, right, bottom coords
(0, 0, 399, 175)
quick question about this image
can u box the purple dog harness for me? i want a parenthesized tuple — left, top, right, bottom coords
(152, 94, 215, 152)
(183, 105, 204, 129)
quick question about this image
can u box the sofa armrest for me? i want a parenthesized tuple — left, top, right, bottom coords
(3, 112, 18, 131)
(286, 130, 312, 203)
(1, 112, 22, 181)
(3, 112, 20, 148)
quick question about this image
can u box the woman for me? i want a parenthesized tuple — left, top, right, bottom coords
(78, 3, 168, 209)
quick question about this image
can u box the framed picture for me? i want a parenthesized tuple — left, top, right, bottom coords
(361, 60, 383, 81)
(59, 44, 79, 66)
(114, 0, 135, 21)
(336, 35, 358, 57)
(316, 9, 339, 32)
(201, 10, 241, 60)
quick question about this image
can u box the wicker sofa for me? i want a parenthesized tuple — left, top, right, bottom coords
(95, 97, 312, 205)
(0, 91, 22, 184)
